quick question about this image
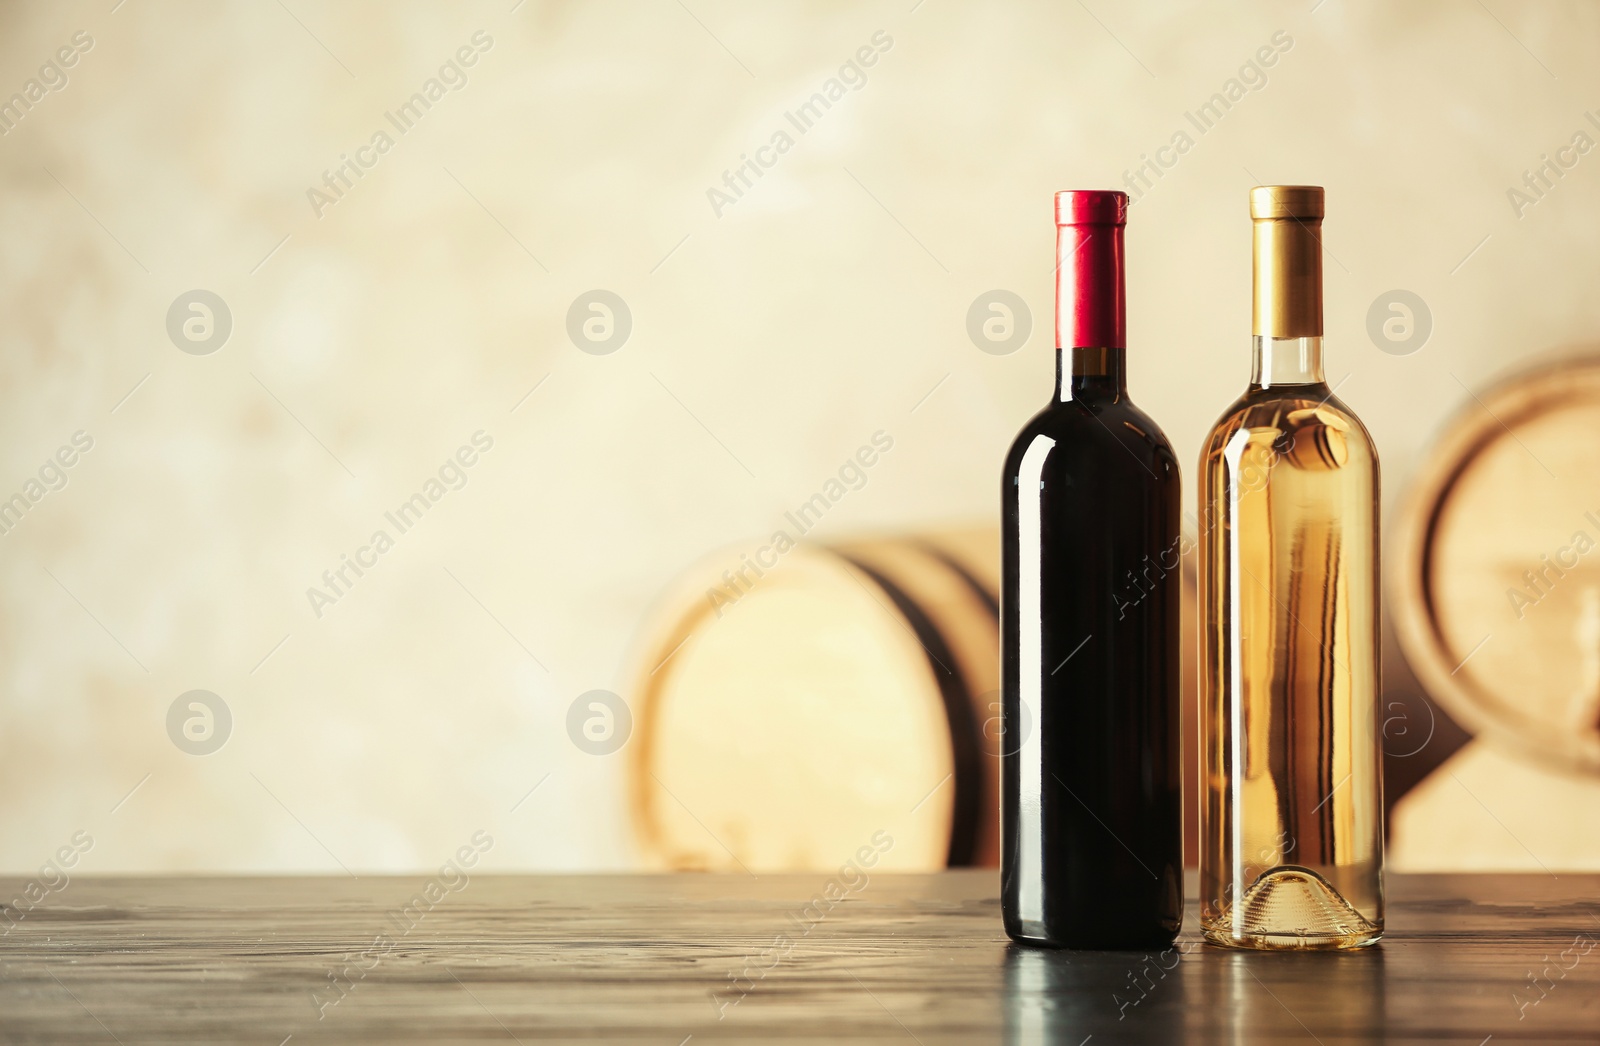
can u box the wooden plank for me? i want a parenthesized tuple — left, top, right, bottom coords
(0, 873, 1596, 1043)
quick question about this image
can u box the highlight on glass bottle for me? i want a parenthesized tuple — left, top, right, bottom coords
(1197, 185, 1385, 950)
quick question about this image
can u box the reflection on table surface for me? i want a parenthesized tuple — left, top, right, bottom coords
(1003, 939, 1386, 1043)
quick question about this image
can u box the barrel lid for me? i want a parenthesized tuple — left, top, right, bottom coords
(1392, 352, 1600, 775)
(626, 540, 983, 871)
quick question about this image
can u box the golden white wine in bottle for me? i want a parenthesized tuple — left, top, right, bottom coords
(1198, 186, 1383, 950)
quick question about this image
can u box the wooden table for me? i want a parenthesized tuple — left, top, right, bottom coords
(1, 872, 1596, 1043)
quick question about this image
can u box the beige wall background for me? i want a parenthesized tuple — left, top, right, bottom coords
(2, 0, 1598, 873)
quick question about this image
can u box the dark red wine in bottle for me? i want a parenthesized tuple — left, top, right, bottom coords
(1001, 190, 1183, 949)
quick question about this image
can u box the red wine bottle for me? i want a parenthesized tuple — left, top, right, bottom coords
(1001, 190, 1183, 948)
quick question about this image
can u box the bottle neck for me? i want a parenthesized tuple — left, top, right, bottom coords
(1250, 336, 1325, 388)
(1252, 214, 1323, 342)
(1056, 346, 1127, 402)
(1055, 222, 1125, 356)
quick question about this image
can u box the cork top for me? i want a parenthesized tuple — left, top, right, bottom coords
(1252, 186, 1325, 337)
(1250, 185, 1325, 221)
(1054, 190, 1127, 227)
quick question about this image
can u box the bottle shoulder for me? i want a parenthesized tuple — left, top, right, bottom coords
(1201, 385, 1379, 474)
(1006, 396, 1179, 477)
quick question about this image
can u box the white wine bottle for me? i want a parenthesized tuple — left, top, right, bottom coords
(1198, 186, 1384, 950)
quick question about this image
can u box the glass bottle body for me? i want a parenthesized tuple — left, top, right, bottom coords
(1198, 336, 1384, 950)
(1002, 346, 1184, 949)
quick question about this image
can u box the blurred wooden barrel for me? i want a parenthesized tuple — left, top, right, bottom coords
(1392, 353, 1600, 776)
(627, 530, 1001, 871)
(629, 528, 1204, 872)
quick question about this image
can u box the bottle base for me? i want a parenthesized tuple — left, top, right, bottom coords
(1200, 925, 1383, 951)
(1202, 865, 1382, 951)
(1005, 921, 1181, 951)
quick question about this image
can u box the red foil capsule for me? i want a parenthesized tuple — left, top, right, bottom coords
(1054, 190, 1127, 350)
